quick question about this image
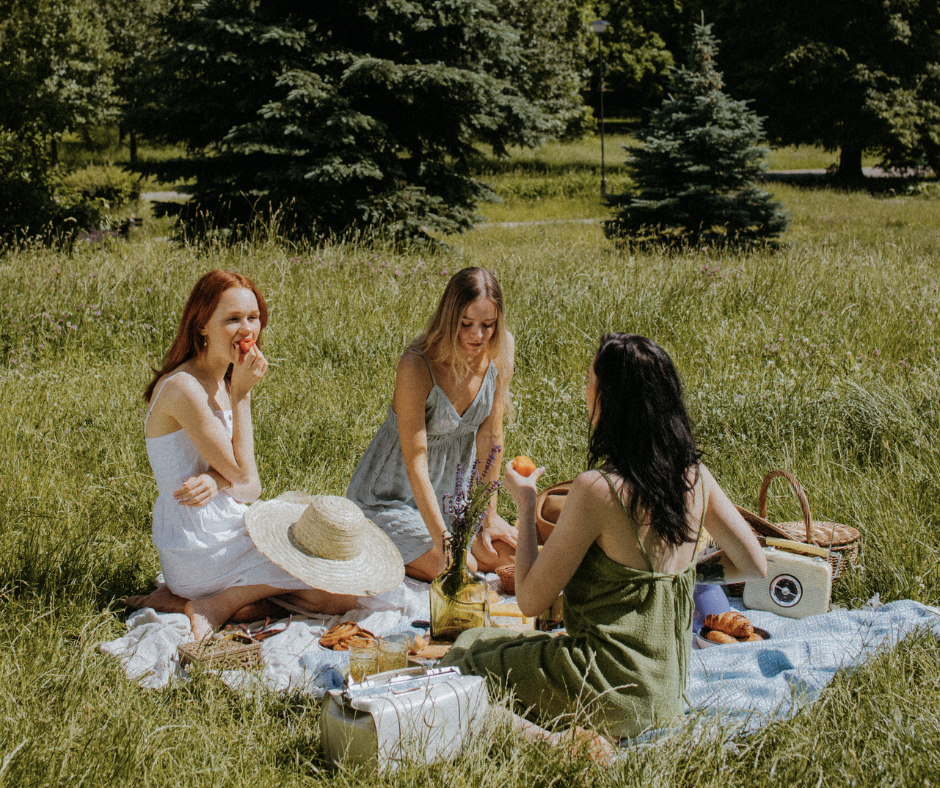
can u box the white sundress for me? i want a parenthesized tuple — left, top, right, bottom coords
(145, 375, 311, 599)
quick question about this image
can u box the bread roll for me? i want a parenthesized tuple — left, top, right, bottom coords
(704, 611, 754, 639)
(705, 630, 737, 644)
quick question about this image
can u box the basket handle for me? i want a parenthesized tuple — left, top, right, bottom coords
(757, 470, 815, 546)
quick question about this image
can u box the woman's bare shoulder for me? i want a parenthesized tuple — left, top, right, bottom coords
(153, 369, 205, 409)
(697, 463, 719, 491)
(393, 351, 434, 409)
(396, 351, 433, 383)
(568, 469, 617, 506)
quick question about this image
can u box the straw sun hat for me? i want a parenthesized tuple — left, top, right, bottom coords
(246, 492, 404, 596)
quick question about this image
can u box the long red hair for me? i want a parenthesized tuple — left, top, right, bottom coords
(144, 270, 268, 402)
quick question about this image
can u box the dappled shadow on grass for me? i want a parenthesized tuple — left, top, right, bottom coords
(0, 497, 157, 616)
(760, 171, 936, 195)
(470, 158, 631, 177)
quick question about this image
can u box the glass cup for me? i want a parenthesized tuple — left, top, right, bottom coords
(347, 637, 378, 683)
(377, 633, 409, 674)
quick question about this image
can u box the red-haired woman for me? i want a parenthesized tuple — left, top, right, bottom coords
(134, 270, 357, 639)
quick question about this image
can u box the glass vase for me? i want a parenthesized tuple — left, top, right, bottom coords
(429, 543, 490, 642)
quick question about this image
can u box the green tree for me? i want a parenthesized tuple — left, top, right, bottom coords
(590, 0, 688, 115)
(606, 23, 789, 247)
(492, 0, 594, 138)
(707, 0, 940, 181)
(133, 0, 552, 241)
(101, 0, 182, 164)
(0, 0, 115, 173)
(0, 0, 116, 238)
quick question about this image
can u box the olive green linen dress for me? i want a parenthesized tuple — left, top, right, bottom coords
(440, 473, 701, 739)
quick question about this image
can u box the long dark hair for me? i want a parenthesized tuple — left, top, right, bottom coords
(586, 333, 701, 547)
(144, 270, 268, 402)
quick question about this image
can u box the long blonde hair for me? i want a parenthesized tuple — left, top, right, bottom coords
(407, 267, 514, 419)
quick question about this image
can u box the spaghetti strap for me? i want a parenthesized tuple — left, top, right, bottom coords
(145, 371, 182, 433)
(691, 466, 708, 561)
(600, 470, 654, 573)
(408, 350, 437, 386)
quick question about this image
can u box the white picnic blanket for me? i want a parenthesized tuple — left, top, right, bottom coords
(102, 581, 940, 741)
(682, 597, 940, 735)
(100, 579, 432, 691)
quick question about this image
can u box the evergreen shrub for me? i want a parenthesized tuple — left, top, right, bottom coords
(57, 164, 142, 207)
(606, 23, 789, 248)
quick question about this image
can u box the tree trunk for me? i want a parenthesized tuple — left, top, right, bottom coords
(50, 138, 58, 167)
(835, 144, 865, 184)
(130, 129, 138, 165)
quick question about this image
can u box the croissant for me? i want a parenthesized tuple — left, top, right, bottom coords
(704, 612, 754, 640)
(705, 630, 737, 644)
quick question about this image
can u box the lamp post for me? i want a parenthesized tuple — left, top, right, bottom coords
(590, 19, 611, 196)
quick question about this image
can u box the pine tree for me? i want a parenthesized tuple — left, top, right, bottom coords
(606, 22, 789, 247)
(133, 0, 552, 242)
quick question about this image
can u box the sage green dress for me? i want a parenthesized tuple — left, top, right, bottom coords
(440, 472, 702, 739)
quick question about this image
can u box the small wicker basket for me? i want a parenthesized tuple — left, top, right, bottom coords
(178, 637, 262, 670)
(495, 564, 516, 595)
(726, 469, 861, 595)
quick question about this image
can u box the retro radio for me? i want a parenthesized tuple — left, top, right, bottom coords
(743, 542, 833, 619)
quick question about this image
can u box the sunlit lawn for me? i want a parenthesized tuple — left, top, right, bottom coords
(1, 129, 938, 786)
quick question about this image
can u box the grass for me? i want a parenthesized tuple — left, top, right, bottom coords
(58, 126, 194, 193)
(1, 135, 940, 785)
(766, 145, 882, 172)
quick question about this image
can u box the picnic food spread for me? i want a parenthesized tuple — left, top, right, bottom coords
(510, 455, 537, 477)
(238, 336, 255, 353)
(701, 611, 766, 643)
(319, 622, 375, 650)
(704, 611, 754, 639)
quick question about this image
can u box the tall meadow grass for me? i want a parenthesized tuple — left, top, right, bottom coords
(0, 155, 938, 784)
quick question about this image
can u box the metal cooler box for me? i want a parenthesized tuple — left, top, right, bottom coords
(320, 665, 489, 773)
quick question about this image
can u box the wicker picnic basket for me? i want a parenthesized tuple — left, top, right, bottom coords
(726, 469, 861, 595)
(535, 480, 573, 544)
(178, 637, 262, 670)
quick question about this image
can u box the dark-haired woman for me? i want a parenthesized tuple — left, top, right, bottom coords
(441, 333, 766, 743)
(347, 267, 517, 581)
(138, 270, 357, 639)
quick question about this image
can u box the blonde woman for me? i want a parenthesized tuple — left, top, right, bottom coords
(347, 267, 517, 581)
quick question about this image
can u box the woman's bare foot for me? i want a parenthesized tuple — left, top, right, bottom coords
(125, 586, 284, 625)
(184, 597, 229, 641)
(123, 584, 187, 614)
(182, 584, 283, 639)
(500, 709, 615, 765)
(472, 536, 515, 574)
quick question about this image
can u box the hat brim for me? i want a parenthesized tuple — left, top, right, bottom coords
(245, 492, 405, 596)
